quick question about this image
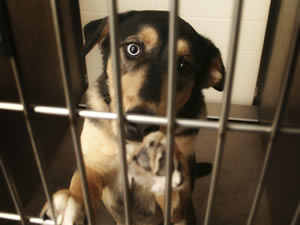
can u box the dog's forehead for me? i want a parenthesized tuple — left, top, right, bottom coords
(137, 26, 159, 50)
(120, 25, 192, 56)
(119, 11, 197, 49)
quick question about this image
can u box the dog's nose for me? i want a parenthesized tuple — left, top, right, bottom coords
(125, 122, 160, 141)
(125, 106, 160, 141)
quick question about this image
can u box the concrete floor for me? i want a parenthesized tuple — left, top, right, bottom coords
(25, 121, 271, 225)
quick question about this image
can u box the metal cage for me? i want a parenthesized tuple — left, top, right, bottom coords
(0, 0, 299, 225)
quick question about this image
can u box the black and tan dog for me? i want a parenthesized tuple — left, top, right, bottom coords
(41, 10, 225, 225)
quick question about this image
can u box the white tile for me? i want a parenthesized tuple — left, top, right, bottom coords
(79, 0, 270, 106)
(213, 19, 232, 49)
(85, 46, 103, 86)
(80, 12, 107, 27)
(183, 18, 217, 41)
(79, 0, 107, 12)
(231, 51, 262, 105)
(179, 0, 234, 19)
(118, 0, 168, 12)
(237, 21, 268, 52)
(204, 50, 262, 105)
(242, 0, 271, 21)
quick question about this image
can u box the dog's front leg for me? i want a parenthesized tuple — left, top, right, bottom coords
(154, 189, 193, 225)
(41, 167, 105, 225)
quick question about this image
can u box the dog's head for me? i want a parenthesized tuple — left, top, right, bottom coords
(84, 11, 225, 141)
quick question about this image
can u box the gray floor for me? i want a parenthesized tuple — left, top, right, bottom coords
(26, 121, 271, 225)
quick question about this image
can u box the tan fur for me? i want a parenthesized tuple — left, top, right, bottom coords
(127, 132, 191, 224)
(69, 168, 104, 211)
(86, 82, 110, 113)
(208, 69, 223, 87)
(157, 73, 195, 116)
(155, 190, 189, 224)
(206, 55, 224, 88)
(177, 39, 190, 56)
(41, 13, 221, 225)
(154, 153, 191, 224)
(138, 26, 159, 51)
(97, 24, 109, 45)
(175, 135, 198, 159)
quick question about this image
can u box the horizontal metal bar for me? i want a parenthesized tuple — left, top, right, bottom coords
(0, 102, 23, 111)
(79, 109, 117, 120)
(280, 127, 300, 135)
(1, 102, 300, 135)
(0, 212, 54, 225)
(34, 106, 69, 115)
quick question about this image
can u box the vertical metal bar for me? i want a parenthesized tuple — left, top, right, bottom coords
(164, 0, 179, 225)
(9, 58, 57, 224)
(203, 1, 243, 225)
(48, 1, 94, 225)
(246, 7, 300, 225)
(290, 203, 300, 225)
(0, 157, 28, 225)
(107, 1, 131, 225)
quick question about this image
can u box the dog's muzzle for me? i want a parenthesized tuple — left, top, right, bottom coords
(125, 107, 160, 141)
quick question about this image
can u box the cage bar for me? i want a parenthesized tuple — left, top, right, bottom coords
(0, 158, 28, 225)
(106, 0, 131, 225)
(290, 204, 300, 225)
(0, 1, 299, 224)
(246, 7, 300, 225)
(164, 0, 179, 225)
(48, 0, 94, 224)
(0, 212, 54, 225)
(203, 1, 244, 225)
(9, 55, 57, 224)
(1, 102, 300, 135)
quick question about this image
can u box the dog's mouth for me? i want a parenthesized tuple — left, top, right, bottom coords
(124, 106, 160, 142)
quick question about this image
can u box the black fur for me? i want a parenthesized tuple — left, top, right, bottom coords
(83, 11, 225, 108)
(82, 11, 225, 225)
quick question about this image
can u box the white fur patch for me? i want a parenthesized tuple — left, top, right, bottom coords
(47, 191, 85, 225)
(151, 176, 166, 194)
(150, 170, 183, 194)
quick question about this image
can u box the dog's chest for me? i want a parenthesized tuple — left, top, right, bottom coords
(102, 172, 163, 225)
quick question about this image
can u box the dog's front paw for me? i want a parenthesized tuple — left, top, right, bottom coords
(129, 131, 186, 193)
(40, 189, 86, 225)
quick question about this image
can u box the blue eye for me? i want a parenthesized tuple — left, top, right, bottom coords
(126, 43, 140, 56)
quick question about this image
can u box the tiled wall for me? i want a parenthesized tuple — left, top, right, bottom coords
(79, 0, 271, 105)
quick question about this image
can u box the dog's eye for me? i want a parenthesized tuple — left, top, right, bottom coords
(126, 43, 140, 57)
(177, 57, 192, 74)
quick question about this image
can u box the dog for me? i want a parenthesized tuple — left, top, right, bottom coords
(41, 10, 225, 225)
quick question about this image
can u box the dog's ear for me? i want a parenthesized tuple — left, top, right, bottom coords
(204, 40, 226, 91)
(83, 11, 136, 55)
(83, 17, 109, 55)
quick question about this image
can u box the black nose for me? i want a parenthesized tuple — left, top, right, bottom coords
(125, 107, 160, 141)
(125, 122, 159, 141)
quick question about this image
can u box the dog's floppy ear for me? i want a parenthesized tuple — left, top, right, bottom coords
(83, 11, 136, 55)
(205, 40, 226, 91)
(83, 17, 109, 55)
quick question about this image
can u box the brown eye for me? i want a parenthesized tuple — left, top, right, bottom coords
(177, 57, 192, 74)
(126, 43, 140, 56)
